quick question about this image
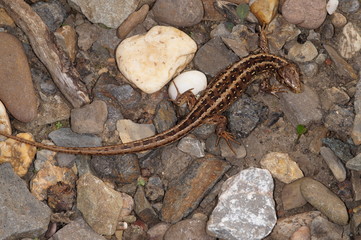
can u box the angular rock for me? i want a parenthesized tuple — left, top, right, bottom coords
(117, 4, 150, 39)
(346, 153, 361, 171)
(177, 134, 205, 158)
(322, 138, 353, 162)
(161, 156, 230, 223)
(260, 152, 304, 184)
(320, 147, 347, 182)
(147, 222, 171, 240)
(250, 0, 279, 25)
(32, 0, 66, 32)
(300, 177, 349, 225)
(164, 218, 215, 240)
(0, 32, 38, 122)
(207, 168, 277, 240)
(0, 163, 51, 239)
(116, 119, 155, 144)
(71, 100, 108, 134)
(287, 41, 318, 62)
(69, 0, 140, 28)
(134, 186, 159, 226)
(77, 173, 123, 235)
(116, 26, 197, 94)
(54, 25, 78, 62)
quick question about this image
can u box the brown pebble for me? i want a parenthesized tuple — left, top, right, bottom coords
(117, 4, 149, 39)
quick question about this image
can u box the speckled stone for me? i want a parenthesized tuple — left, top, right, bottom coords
(0, 32, 38, 122)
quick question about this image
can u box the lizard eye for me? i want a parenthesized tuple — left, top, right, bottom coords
(277, 64, 302, 93)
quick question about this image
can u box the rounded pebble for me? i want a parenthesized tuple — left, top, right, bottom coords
(0, 100, 11, 138)
(168, 70, 207, 100)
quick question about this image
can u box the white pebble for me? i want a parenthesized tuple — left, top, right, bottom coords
(168, 70, 207, 100)
(0, 100, 11, 140)
(327, 0, 339, 15)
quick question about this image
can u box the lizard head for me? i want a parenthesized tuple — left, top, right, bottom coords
(277, 63, 302, 93)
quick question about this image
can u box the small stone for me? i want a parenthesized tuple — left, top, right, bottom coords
(164, 219, 215, 240)
(331, 12, 347, 28)
(134, 186, 159, 226)
(339, 0, 360, 13)
(0, 133, 36, 177)
(0, 8, 15, 27)
(145, 175, 164, 201)
(0, 32, 38, 122)
(194, 37, 239, 77)
(147, 223, 171, 240)
(320, 147, 347, 182)
(119, 193, 135, 218)
(116, 26, 197, 94)
(287, 41, 318, 62)
(75, 22, 99, 51)
(250, 0, 279, 25)
(322, 138, 353, 162)
(0, 163, 51, 239)
(220, 139, 247, 160)
(152, 0, 204, 27)
(346, 153, 361, 171)
(31, 160, 77, 201)
(282, 0, 327, 29)
(153, 100, 177, 133)
(116, 119, 155, 143)
(260, 152, 304, 184)
(352, 114, 361, 145)
(71, 100, 108, 134)
(168, 70, 208, 100)
(320, 87, 350, 110)
(327, 0, 339, 14)
(280, 85, 322, 126)
(48, 128, 102, 147)
(0, 100, 11, 139)
(299, 62, 318, 78)
(338, 22, 361, 59)
(77, 173, 123, 235)
(210, 23, 231, 38)
(310, 216, 345, 239)
(161, 157, 230, 223)
(281, 178, 307, 210)
(309, 126, 328, 154)
(54, 25, 77, 62)
(177, 134, 205, 158)
(351, 171, 361, 201)
(32, 0, 66, 32)
(207, 168, 277, 240)
(69, 0, 140, 28)
(300, 177, 349, 225)
(117, 4, 149, 39)
(47, 182, 76, 212)
(290, 226, 311, 240)
(324, 105, 354, 137)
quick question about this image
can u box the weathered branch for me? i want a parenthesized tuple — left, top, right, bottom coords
(0, 0, 90, 108)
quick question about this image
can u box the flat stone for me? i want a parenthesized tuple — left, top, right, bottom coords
(48, 128, 102, 147)
(134, 186, 160, 226)
(164, 219, 215, 240)
(69, 0, 140, 28)
(207, 168, 277, 240)
(351, 170, 361, 201)
(0, 32, 38, 122)
(116, 119, 155, 143)
(290, 226, 311, 240)
(287, 41, 318, 62)
(117, 4, 149, 39)
(77, 173, 123, 235)
(310, 216, 345, 239)
(346, 153, 361, 171)
(0, 163, 51, 239)
(281, 178, 307, 210)
(54, 25, 77, 62)
(300, 177, 349, 225)
(320, 147, 347, 182)
(161, 156, 230, 223)
(116, 26, 197, 94)
(338, 22, 361, 59)
(177, 134, 205, 158)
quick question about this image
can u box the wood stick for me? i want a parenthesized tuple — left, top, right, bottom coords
(0, 0, 90, 108)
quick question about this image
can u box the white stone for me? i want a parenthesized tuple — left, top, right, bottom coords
(260, 152, 304, 184)
(327, 0, 339, 15)
(116, 26, 197, 94)
(0, 100, 11, 141)
(116, 119, 155, 143)
(207, 168, 276, 240)
(168, 70, 207, 100)
(339, 22, 361, 59)
(69, 0, 139, 28)
(287, 41, 318, 62)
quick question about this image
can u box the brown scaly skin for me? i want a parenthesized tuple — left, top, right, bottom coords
(0, 53, 302, 155)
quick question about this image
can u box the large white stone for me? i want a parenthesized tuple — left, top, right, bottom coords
(116, 26, 197, 94)
(339, 22, 361, 59)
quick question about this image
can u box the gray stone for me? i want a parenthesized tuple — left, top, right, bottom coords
(339, 0, 360, 13)
(32, 0, 66, 32)
(75, 22, 100, 51)
(320, 147, 347, 182)
(0, 32, 38, 122)
(48, 128, 102, 147)
(71, 100, 108, 134)
(69, 0, 140, 28)
(145, 175, 164, 201)
(50, 217, 106, 240)
(153, 100, 177, 133)
(322, 138, 353, 162)
(0, 163, 51, 239)
(281, 178, 307, 211)
(346, 153, 361, 171)
(310, 216, 346, 240)
(134, 186, 159, 226)
(207, 168, 277, 240)
(177, 134, 205, 158)
(320, 87, 350, 110)
(351, 170, 361, 201)
(153, 0, 204, 27)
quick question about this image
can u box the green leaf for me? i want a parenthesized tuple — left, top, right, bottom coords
(296, 124, 307, 136)
(55, 121, 63, 129)
(137, 177, 146, 186)
(236, 4, 250, 22)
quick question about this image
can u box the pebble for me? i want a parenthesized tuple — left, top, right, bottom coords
(69, 0, 139, 28)
(0, 100, 11, 138)
(32, 0, 66, 32)
(352, 76, 361, 144)
(75, 22, 99, 51)
(117, 4, 149, 39)
(281, 178, 307, 210)
(207, 168, 277, 240)
(147, 222, 171, 240)
(47, 182, 76, 212)
(30, 160, 77, 201)
(0, 133, 37, 177)
(153, 100, 177, 133)
(0, 8, 15, 27)
(116, 119, 155, 144)
(280, 85, 322, 126)
(300, 177, 349, 225)
(161, 157, 230, 223)
(287, 41, 318, 62)
(320, 87, 350, 110)
(351, 171, 361, 201)
(0, 163, 51, 239)
(194, 37, 239, 77)
(324, 105, 354, 137)
(322, 138, 353, 162)
(134, 186, 159, 226)
(260, 152, 304, 184)
(309, 126, 328, 154)
(71, 100, 108, 134)
(282, 0, 327, 29)
(77, 173, 124, 235)
(152, 0, 204, 27)
(116, 26, 197, 94)
(89, 154, 140, 184)
(250, 0, 279, 25)
(290, 226, 311, 240)
(0, 32, 38, 122)
(326, 0, 339, 14)
(54, 25, 77, 62)
(320, 147, 347, 182)
(338, 22, 361, 59)
(48, 128, 102, 147)
(49, 217, 106, 240)
(310, 216, 346, 239)
(168, 70, 208, 100)
(219, 139, 247, 160)
(177, 134, 205, 158)
(332, 12, 347, 28)
(346, 153, 361, 171)
(299, 62, 318, 78)
(145, 175, 164, 201)
(338, 0, 360, 13)
(164, 218, 215, 240)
